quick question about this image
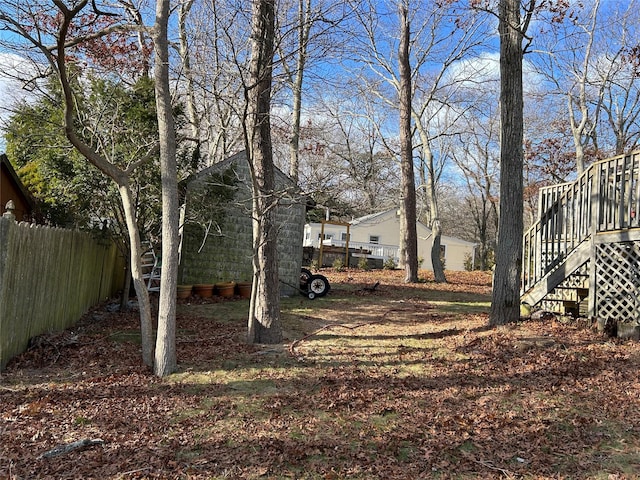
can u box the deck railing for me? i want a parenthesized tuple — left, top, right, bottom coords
(537, 182, 573, 218)
(523, 151, 640, 293)
(330, 240, 400, 262)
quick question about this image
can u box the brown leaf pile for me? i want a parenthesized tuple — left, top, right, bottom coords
(1, 269, 639, 479)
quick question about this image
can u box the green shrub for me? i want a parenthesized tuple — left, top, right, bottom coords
(383, 256, 397, 270)
(332, 258, 345, 272)
(464, 253, 474, 271)
(358, 256, 369, 270)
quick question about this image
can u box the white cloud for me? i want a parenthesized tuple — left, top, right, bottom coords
(443, 51, 500, 91)
(0, 52, 39, 99)
(445, 51, 545, 97)
(0, 52, 42, 150)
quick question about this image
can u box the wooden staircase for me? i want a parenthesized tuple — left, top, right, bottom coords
(521, 239, 590, 308)
(522, 151, 640, 324)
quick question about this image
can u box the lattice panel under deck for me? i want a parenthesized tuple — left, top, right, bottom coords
(595, 242, 640, 322)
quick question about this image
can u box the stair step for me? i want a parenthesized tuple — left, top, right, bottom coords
(551, 286, 588, 296)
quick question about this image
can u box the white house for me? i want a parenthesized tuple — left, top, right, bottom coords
(303, 208, 476, 271)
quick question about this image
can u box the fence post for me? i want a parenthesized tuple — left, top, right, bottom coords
(2, 200, 16, 220)
(0, 200, 17, 285)
(0, 201, 17, 370)
(588, 165, 600, 320)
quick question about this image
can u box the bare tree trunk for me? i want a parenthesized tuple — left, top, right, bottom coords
(119, 183, 155, 367)
(398, 202, 407, 270)
(490, 0, 525, 326)
(247, 0, 282, 344)
(178, 0, 199, 143)
(428, 174, 446, 283)
(476, 199, 490, 271)
(567, 0, 601, 176)
(288, 0, 312, 185)
(398, 2, 418, 283)
(122, 4, 150, 77)
(51, 3, 156, 367)
(153, 0, 179, 376)
(119, 260, 131, 311)
(415, 123, 446, 282)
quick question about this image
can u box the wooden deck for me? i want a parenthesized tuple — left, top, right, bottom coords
(522, 151, 640, 325)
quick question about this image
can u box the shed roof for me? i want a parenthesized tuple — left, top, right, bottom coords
(182, 150, 295, 189)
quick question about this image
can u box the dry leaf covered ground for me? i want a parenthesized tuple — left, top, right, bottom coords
(1, 269, 640, 479)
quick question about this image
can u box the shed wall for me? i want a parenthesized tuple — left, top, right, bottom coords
(179, 155, 305, 296)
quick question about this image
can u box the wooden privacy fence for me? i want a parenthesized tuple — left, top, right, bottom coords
(0, 212, 125, 370)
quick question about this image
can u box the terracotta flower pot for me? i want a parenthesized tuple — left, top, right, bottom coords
(193, 284, 214, 298)
(235, 281, 252, 299)
(177, 285, 193, 299)
(215, 281, 236, 298)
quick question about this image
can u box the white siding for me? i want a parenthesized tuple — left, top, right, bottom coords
(303, 209, 476, 271)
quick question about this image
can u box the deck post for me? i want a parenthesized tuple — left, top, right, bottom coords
(587, 163, 600, 320)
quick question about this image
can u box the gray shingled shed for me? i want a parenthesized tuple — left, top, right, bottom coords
(178, 151, 305, 296)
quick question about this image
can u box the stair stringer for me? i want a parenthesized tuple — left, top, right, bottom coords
(521, 239, 591, 308)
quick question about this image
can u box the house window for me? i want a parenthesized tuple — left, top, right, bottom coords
(369, 235, 380, 244)
(341, 232, 350, 241)
(305, 232, 310, 240)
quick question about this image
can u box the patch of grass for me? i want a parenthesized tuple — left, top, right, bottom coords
(177, 301, 249, 323)
(429, 300, 491, 315)
(176, 446, 202, 461)
(595, 449, 640, 477)
(584, 421, 640, 477)
(369, 411, 399, 430)
(109, 328, 198, 344)
(288, 427, 305, 441)
(170, 370, 218, 384)
(108, 330, 142, 344)
(397, 441, 416, 462)
(73, 415, 91, 426)
(457, 439, 477, 454)
(227, 378, 279, 394)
